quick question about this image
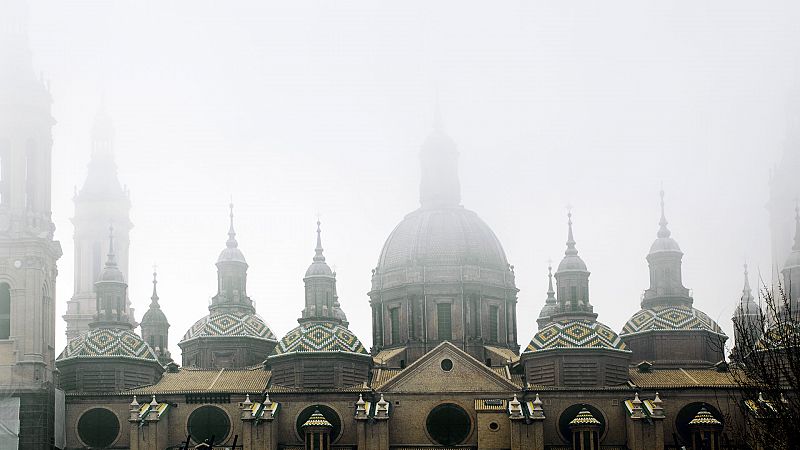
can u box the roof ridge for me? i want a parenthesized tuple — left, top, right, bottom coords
(208, 367, 225, 390)
(679, 368, 700, 385)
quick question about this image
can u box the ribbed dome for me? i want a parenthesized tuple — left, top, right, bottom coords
(377, 207, 509, 271)
(557, 254, 587, 272)
(538, 303, 558, 321)
(99, 265, 125, 282)
(58, 328, 158, 362)
(271, 321, 368, 356)
(621, 304, 726, 337)
(181, 312, 276, 343)
(218, 246, 247, 264)
(524, 319, 628, 353)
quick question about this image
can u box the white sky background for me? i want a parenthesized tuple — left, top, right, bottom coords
(19, 0, 800, 358)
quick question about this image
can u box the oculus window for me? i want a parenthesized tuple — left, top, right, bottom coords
(78, 408, 119, 448)
(426, 403, 470, 445)
(188, 405, 230, 445)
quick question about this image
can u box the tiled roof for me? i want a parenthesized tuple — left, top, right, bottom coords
(474, 398, 507, 411)
(628, 368, 738, 389)
(181, 312, 276, 343)
(271, 321, 367, 356)
(372, 368, 403, 389)
(266, 383, 369, 394)
(485, 346, 519, 364)
(621, 305, 726, 337)
(58, 328, 159, 362)
(373, 347, 405, 364)
(126, 368, 270, 395)
(525, 319, 628, 353)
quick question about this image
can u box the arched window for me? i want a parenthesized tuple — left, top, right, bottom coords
(0, 283, 10, 339)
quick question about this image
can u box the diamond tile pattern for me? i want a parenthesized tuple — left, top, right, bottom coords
(58, 328, 158, 361)
(273, 321, 367, 356)
(525, 319, 626, 353)
(181, 312, 276, 343)
(621, 304, 724, 336)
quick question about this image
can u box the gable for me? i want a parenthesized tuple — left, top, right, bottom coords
(380, 343, 519, 393)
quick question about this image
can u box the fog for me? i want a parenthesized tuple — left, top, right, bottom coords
(14, 0, 800, 358)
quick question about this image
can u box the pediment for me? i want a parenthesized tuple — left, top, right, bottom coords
(379, 342, 519, 393)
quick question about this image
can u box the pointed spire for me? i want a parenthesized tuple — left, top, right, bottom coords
(106, 224, 117, 267)
(546, 263, 556, 302)
(742, 263, 753, 303)
(226, 201, 238, 248)
(565, 210, 578, 256)
(658, 189, 671, 239)
(150, 268, 160, 308)
(314, 220, 326, 262)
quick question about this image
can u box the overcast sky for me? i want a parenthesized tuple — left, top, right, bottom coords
(17, 0, 800, 358)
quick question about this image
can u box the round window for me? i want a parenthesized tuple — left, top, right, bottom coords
(188, 405, 230, 445)
(295, 405, 342, 442)
(557, 404, 606, 442)
(78, 408, 119, 448)
(426, 403, 471, 445)
(488, 421, 500, 431)
(440, 359, 453, 371)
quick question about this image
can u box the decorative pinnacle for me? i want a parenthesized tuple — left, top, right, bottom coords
(106, 224, 117, 267)
(150, 267, 160, 307)
(565, 209, 578, 256)
(742, 263, 752, 299)
(314, 220, 326, 262)
(657, 189, 671, 239)
(546, 263, 556, 302)
(226, 201, 238, 248)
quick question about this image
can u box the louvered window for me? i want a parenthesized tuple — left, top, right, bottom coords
(437, 303, 452, 341)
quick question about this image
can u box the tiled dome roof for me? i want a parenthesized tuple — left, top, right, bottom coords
(621, 304, 725, 337)
(180, 312, 276, 343)
(756, 322, 800, 350)
(58, 328, 158, 362)
(377, 207, 509, 271)
(271, 321, 368, 356)
(524, 319, 628, 353)
(689, 408, 722, 426)
(570, 408, 601, 426)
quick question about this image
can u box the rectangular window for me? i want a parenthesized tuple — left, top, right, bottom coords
(437, 303, 452, 341)
(489, 305, 499, 342)
(571, 286, 578, 302)
(390, 307, 400, 344)
(0, 283, 11, 339)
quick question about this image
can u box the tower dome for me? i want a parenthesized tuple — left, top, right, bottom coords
(369, 116, 518, 367)
(620, 191, 726, 368)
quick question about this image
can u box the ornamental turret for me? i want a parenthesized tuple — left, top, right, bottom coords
(141, 270, 172, 365)
(552, 212, 595, 320)
(211, 203, 254, 314)
(641, 190, 691, 308)
(536, 264, 558, 329)
(91, 227, 131, 328)
(302, 221, 337, 321)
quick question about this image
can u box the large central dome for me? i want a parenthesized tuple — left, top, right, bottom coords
(377, 206, 509, 271)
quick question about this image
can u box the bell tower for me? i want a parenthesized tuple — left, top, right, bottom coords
(64, 108, 133, 339)
(0, 0, 63, 447)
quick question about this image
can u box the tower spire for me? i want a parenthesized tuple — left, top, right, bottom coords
(419, 100, 461, 209)
(314, 220, 325, 262)
(150, 267, 160, 308)
(565, 210, 578, 256)
(658, 189, 671, 239)
(227, 201, 238, 248)
(546, 263, 556, 302)
(742, 263, 754, 303)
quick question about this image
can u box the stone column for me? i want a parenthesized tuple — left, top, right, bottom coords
(508, 394, 545, 450)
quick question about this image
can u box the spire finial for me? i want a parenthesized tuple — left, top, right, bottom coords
(658, 189, 671, 238)
(150, 265, 160, 307)
(314, 219, 325, 262)
(565, 208, 578, 256)
(226, 201, 238, 248)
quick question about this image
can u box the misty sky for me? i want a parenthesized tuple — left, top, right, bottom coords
(19, 0, 800, 358)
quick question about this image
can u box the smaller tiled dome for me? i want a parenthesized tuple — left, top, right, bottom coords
(272, 321, 368, 356)
(181, 312, 276, 343)
(570, 408, 601, 426)
(58, 328, 158, 362)
(524, 319, 627, 353)
(621, 304, 725, 337)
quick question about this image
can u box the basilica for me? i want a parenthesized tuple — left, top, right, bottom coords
(2, 3, 800, 450)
